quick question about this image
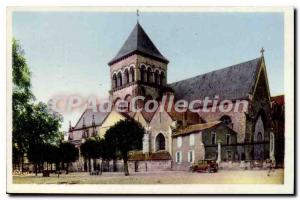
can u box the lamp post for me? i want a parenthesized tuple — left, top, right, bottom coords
(143, 125, 151, 172)
(270, 132, 275, 162)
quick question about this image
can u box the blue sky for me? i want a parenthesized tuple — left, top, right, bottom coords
(12, 11, 284, 131)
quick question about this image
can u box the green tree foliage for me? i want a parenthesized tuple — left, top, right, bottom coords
(60, 142, 79, 174)
(105, 119, 144, 176)
(12, 39, 34, 169)
(12, 39, 64, 173)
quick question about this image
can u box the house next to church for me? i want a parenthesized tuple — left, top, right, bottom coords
(68, 22, 276, 172)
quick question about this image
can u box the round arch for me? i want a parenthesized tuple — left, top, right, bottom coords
(112, 73, 117, 88)
(140, 65, 146, 82)
(130, 67, 135, 82)
(160, 71, 165, 86)
(124, 68, 129, 84)
(147, 68, 152, 83)
(117, 72, 122, 87)
(155, 133, 166, 151)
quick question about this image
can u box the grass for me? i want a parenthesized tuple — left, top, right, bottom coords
(13, 169, 284, 184)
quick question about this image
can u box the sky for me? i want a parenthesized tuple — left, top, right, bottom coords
(12, 11, 284, 131)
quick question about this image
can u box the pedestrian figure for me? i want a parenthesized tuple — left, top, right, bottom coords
(267, 159, 275, 176)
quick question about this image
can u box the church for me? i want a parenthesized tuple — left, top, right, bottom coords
(68, 21, 274, 172)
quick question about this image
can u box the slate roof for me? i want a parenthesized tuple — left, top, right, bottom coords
(169, 57, 262, 102)
(108, 22, 169, 65)
(73, 105, 110, 130)
(172, 121, 222, 137)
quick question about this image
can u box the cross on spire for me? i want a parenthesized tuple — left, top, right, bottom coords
(137, 9, 139, 22)
(260, 47, 265, 57)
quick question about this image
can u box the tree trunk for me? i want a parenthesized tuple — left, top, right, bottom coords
(113, 159, 117, 172)
(21, 155, 24, 173)
(66, 162, 69, 174)
(100, 160, 103, 175)
(35, 163, 38, 176)
(123, 159, 129, 176)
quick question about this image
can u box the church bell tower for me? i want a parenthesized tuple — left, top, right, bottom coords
(108, 22, 169, 106)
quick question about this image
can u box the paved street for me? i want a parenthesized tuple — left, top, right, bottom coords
(13, 169, 284, 184)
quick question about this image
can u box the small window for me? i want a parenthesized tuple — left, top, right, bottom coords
(189, 134, 195, 146)
(188, 150, 194, 163)
(211, 132, 216, 145)
(226, 134, 231, 145)
(177, 136, 182, 148)
(176, 151, 182, 163)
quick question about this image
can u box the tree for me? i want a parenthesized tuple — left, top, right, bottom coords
(60, 142, 79, 174)
(100, 138, 116, 174)
(80, 137, 102, 172)
(43, 144, 60, 171)
(105, 119, 144, 176)
(26, 103, 63, 175)
(12, 39, 34, 171)
(27, 143, 45, 176)
(12, 39, 63, 175)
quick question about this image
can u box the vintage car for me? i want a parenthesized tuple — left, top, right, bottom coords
(190, 159, 218, 173)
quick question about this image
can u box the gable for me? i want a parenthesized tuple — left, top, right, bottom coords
(73, 106, 109, 130)
(133, 112, 148, 127)
(98, 110, 126, 138)
(251, 58, 271, 101)
(150, 107, 174, 131)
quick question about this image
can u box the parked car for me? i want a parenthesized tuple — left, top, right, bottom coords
(190, 159, 218, 173)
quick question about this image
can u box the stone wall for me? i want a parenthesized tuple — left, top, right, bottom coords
(110, 54, 168, 103)
(128, 160, 172, 172)
(199, 103, 247, 143)
(202, 125, 238, 160)
(172, 131, 205, 170)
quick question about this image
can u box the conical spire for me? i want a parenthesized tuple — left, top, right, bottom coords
(108, 22, 169, 65)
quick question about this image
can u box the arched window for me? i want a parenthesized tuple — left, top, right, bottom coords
(220, 115, 232, 125)
(114, 97, 121, 109)
(147, 68, 152, 83)
(124, 95, 132, 111)
(160, 71, 165, 86)
(124, 69, 129, 84)
(130, 67, 135, 82)
(112, 74, 117, 88)
(141, 65, 146, 82)
(155, 133, 165, 151)
(117, 72, 122, 87)
(154, 70, 160, 85)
